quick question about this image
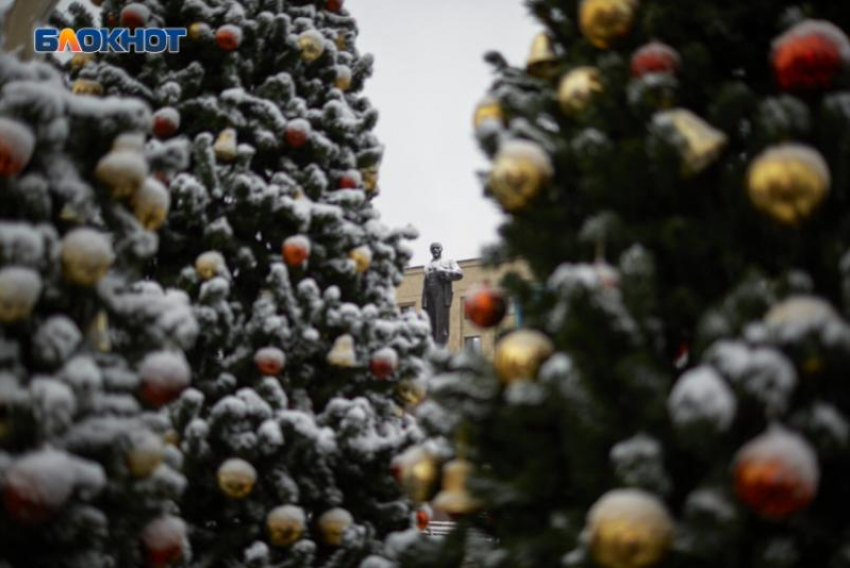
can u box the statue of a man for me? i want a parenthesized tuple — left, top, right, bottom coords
(421, 242, 463, 345)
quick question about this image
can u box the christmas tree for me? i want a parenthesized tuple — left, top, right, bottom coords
(54, 1, 431, 566)
(0, 10, 198, 568)
(375, 1, 850, 568)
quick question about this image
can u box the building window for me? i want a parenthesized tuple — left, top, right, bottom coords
(464, 336, 482, 353)
(400, 303, 416, 314)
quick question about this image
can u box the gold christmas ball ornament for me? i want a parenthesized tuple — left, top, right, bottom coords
(318, 507, 354, 546)
(397, 377, 427, 409)
(0, 267, 42, 324)
(214, 128, 238, 162)
(652, 108, 728, 176)
(494, 329, 555, 384)
(298, 30, 325, 63)
(473, 96, 504, 129)
(433, 459, 482, 517)
(558, 66, 604, 116)
(188, 22, 212, 41)
(132, 178, 171, 231)
(746, 143, 830, 226)
(489, 139, 554, 212)
(579, 0, 639, 50)
(217, 458, 257, 500)
(69, 53, 94, 69)
(61, 228, 114, 287)
(126, 431, 165, 478)
(392, 446, 440, 503)
(587, 489, 674, 568)
(195, 251, 226, 281)
(526, 32, 560, 79)
(362, 167, 380, 193)
(335, 65, 353, 91)
(266, 505, 306, 547)
(95, 147, 149, 199)
(71, 79, 103, 96)
(327, 334, 357, 367)
(349, 245, 373, 273)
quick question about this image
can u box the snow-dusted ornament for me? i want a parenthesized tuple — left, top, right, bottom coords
(152, 107, 181, 139)
(630, 41, 681, 78)
(733, 425, 819, 520)
(132, 177, 171, 231)
(0, 117, 35, 176)
(217, 458, 257, 500)
(370, 347, 398, 380)
(651, 108, 727, 176)
(558, 66, 604, 116)
(214, 128, 238, 162)
(339, 169, 362, 189)
(285, 119, 311, 149)
(120, 3, 151, 30)
(281, 235, 311, 267)
(71, 79, 104, 97)
(668, 366, 737, 433)
(267, 505, 306, 547)
(126, 430, 166, 478)
(586, 488, 674, 568)
(298, 30, 325, 63)
(327, 334, 357, 367)
(318, 507, 354, 545)
(138, 351, 191, 407)
(216, 24, 243, 51)
(489, 139, 553, 212)
(349, 245, 372, 273)
(141, 515, 187, 567)
(772, 20, 850, 91)
(335, 65, 353, 91)
(0, 266, 41, 324)
(473, 96, 505, 129)
(195, 251, 226, 281)
(60, 228, 114, 287)
(255, 346, 286, 376)
(494, 329, 555, 384)
(95, 145, 149, 199)
(579, 0, 639, 50)
(391, 445, 440, 503)
(747, 144, 830, 226)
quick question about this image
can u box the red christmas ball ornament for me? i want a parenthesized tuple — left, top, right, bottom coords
(285, 119, 311, 148)
(0, 117, 35, 176)
(3, 451, 77, 525)
(416, 508, 430, 531)
(464, 284, 508, 328)
(255, 346, 286, 376)
(152, 107, 181, 139)
(772, 20, 850, 91)
(216, 24, 243, 51)
(120, 3, 150, 30)
(326, 0, 344, 13)
(282, 235, 311, 267)
(370, 348, 399, 380)
(139, 351, 191, 408)
(141, 516, 187, 568)
(733, 426, 819, 520)
(339, 170, 361, 189)
(630, 40, 681, 78)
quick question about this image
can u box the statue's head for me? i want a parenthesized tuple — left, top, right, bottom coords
(430, 242, 443, 259)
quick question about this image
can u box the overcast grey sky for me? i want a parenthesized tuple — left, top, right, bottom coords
(54, 0, 540, 267)
(355, 1, 538, 266)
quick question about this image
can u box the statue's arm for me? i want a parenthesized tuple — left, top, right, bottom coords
(447, 260, 463, 281)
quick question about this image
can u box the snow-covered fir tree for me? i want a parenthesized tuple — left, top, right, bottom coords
(373, 2, 850, 568)
(54, 1, 431, 566)
(0, 8, 198, 568)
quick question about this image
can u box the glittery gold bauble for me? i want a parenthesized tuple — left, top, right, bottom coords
(72, 79, 103, 96)
(335, 65, 352, 91)
(188, 22, 211, 41)
(494, 329, 555, 383)
(0, 267, 41, 324)
(217, 458, 257, 500)
(587, 489, 674, 568)
(318, 508, 354, 546)
(327, 334, 357, 367)
(397, 377, 427, 409)
(489, 139, 553, 212)
(526, 32, 559, 79)
(298, 30, 325, 63)
(126, 431, 165, 478)
(69, 53, 94, 69)
(579, 0, 638, 49)
(392, 446, 440, 503)
(362, 167, 379, 193)
(349, 245, 372, 273)
(558, 67, 603, 116)
(653, 108, 727, 176)
(473, 96, 504, 129)
(266, 505, 305, 547)
(95, 148, 149, 199)
(132, 178, 171, 231)
(433, 459, 482, 516)
(214, 128, 238, 162)
(195, 251, 225, 281)
(61, 228, 114, 287)
(746, 143, 830, 226)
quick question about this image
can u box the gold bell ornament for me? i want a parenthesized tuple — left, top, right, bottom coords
(586, 488, 674, 568)
(214, 128, 238, 162)
(327, 334, 357, 367)
(526, 32, 560, 79)
(652, 108, 727, 176)
(433, 459, 482, 517)
(489, 139, 554, 212)
(746, 143, 830, 226)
